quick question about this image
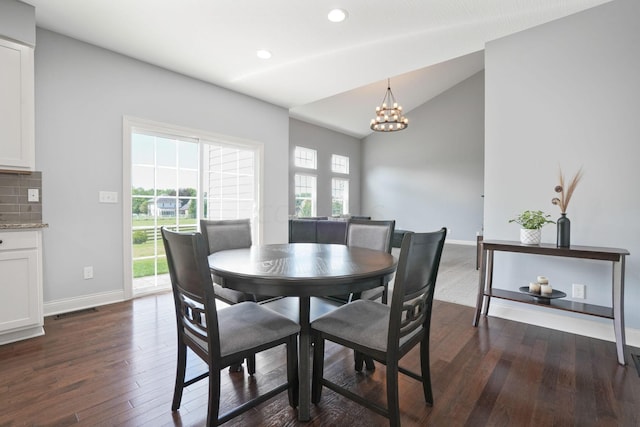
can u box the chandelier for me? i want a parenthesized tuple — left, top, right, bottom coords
(370, 78, 408, 132)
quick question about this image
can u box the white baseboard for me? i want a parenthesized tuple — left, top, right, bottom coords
(0, 325, 45, 345)
(488, 299, 640, 348)
(44, 290, 127, 317)
(446, 239, 477, 246)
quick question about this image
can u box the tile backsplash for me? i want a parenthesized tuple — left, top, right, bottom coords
(0, 171, 42, 224)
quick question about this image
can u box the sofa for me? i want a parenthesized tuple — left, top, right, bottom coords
(289, 217, 408, 249)
(288, 218, 349, 244)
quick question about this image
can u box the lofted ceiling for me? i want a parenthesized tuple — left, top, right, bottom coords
(24, 0, 611, 138)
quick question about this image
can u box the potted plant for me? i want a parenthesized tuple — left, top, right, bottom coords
(509, 210, 555, 245)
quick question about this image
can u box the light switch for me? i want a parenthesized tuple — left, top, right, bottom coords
(99, 191, 118, 203)
(28, 188, 39, 202)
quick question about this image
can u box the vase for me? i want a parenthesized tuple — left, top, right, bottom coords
(557, 213, 570, 248)
(520, 228, 541, 245)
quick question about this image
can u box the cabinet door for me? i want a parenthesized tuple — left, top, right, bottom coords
(0, 249, 41, 332)
(0, 38, 34, 171)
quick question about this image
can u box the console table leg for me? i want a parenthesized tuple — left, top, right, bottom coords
(613, 257, 626, 365)
(473, 247, 488, 326)
(482, 250, 494, 316)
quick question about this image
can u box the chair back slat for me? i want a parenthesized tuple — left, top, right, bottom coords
(389, 229, 446, 346)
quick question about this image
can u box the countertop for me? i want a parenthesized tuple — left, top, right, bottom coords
(0, 223, 49, 230)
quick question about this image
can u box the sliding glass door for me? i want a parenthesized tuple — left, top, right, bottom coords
(124, 118, 261, 296)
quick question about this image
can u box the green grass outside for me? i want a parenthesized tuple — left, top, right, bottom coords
(131, 218, 196, 278)
(133, 257, 168, 278)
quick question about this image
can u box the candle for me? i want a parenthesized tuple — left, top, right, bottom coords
(541, 283, 553, 295)
(529, 282, 541, 293)
(537, 276, 549, 284)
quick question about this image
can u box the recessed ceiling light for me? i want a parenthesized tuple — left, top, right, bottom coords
(256, 49, 272, 59)
(327, 9, 348, 23)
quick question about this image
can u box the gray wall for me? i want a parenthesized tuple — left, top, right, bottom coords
(361, 71, 485, 241)
(485, 0, 640, 331)
(35, 29, 290, 305)
(0, 0, 35, 46)
(289, 118, 362, 217)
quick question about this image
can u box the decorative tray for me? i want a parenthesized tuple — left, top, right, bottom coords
(518, 286, 566, 304)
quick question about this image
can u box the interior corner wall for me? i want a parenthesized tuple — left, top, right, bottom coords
(289, 119, 362, 217)
(361, 71, 485, 242)
(484, 0, 640, 330)
(35, 29, 290, 306)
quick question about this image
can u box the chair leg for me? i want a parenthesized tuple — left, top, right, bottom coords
(172, 342, 187, 411)
(286, 335, 299, 408)
(420, 340, 434, 405)
(354, 351, 375, 371)
(311, 334, 325, 404)
(386, 360, 401, 427)
(206, 368, 221, 427)
(354, 350, 364, 372)
(364, 356, 375, 371)
(229, 360, 243, 372)
(247, 354, 256, 376)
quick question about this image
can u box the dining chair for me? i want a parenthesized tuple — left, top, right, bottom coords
(346, 219, 395, 303)
(161, 227, 300, 426)
(327, 219, 395, 371)
(200, 219, 272, 304)
(311, 228, 447, 427)
(200, 218, 266, 373)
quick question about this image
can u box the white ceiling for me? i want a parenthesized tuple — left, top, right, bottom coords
(24, 0, 611, 138)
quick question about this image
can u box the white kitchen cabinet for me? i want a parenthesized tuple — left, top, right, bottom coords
(0, 37, 34, 172)
(0, 229, 43, 344)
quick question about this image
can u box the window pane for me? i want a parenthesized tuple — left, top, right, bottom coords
(156, 137, 177, 167)
(331, 154, 349, 174)
(295, 174, 317, 217)
(203, 143, 256, 220)
(332, 178, 349, 216)
(294, 146, 317, 169)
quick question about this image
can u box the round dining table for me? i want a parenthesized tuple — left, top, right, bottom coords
(208, 243, 397, 421)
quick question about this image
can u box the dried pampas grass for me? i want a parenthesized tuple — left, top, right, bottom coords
(552, 167, 583, 214)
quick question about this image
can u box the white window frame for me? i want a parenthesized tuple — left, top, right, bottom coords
(294, 173, 317, 217)
(331, 154, 350, 174)
(294, 146, 317, 169)
(331, 177, 349, 216)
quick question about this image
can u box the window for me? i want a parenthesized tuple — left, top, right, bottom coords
(295, 174, 317, 217)
(204, 145, 255, 220)
(295, 146, 317, 169)
(332, 178, 349, 216)
(331, 154, 349, 174)
(125, 118, 261, 297)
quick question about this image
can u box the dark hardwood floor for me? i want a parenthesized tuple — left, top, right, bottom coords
(1, 292, 639, 426)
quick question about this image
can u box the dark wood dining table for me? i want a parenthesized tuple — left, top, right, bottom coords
(208, 243, 397, 421)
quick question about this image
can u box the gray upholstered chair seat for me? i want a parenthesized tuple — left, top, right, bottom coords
(311, 299, 419, 353)
(218, 302, 300, 357)
(185, 301, 300, 357)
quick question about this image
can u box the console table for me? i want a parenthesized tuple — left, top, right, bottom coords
(473, 239, 629, 365)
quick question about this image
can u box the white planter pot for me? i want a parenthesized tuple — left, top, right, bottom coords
(520, 228, 541, 245)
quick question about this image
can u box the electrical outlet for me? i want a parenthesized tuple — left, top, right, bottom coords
(83, 266, 94, 280)
(28, 188, 39, 202)
(572, 283, 585, 299)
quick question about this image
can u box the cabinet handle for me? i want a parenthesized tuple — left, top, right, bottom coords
(0, 240, 3, 244)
